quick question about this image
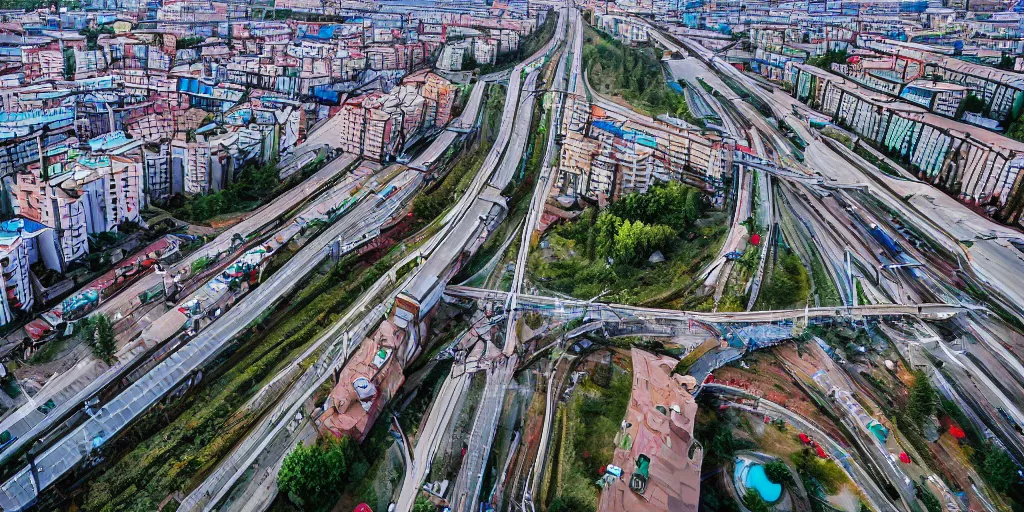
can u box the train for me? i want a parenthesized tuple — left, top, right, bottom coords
(868, 223, 903, 257)
(377, 184, 400, 204)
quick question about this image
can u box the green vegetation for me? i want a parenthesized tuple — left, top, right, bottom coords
(63, 48, 75, 80)
(168, 153, 329, 224)
(855, 279, 869, 305)
(168, 159, 282, 223)
(549, 363, 631, 511)
(413, 84, 503, 231)
(790, 449, 849, 494)
(700, 485, 742, 512)
(81, 313, 117, 364)
(549, 494, 594, 512)
(764, 459, 794, 486)
(607, 180, 704, 231)
(1008, 112, 1024, 143)
(806, 245, 843, 307)
(28, 336, 73, 365)
(903, 371, 937, 430)
(997, 54, 1016, 71)
(694, 395, 755, 470)
(805, 49, 849, 71)
(531, 182, 723, 305)
(820, 127, 853, 149)
(412, 497, 436, 512)
(412, 142, 489, 225)
(979, 447, 1017, 494)
(743, 488, 775, 512)
(592, 213, 675, 265)
(78, 258, 390, 511)
(959, 93, 985, 115)
(79, 25, 115, 51)
(175, 36, 205, 50)
(457, 87, 545, 283)
(756, 250, 810, 310)
(673, 339, 717, 375)
(916, 483, 942, 512)
(278, 436, 363, 511)
(940, 396, 1024, 506)
(582, 25, 690, 119)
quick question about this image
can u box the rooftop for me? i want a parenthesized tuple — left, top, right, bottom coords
(598, 348, 702, 512)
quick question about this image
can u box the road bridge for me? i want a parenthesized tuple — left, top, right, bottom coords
(445, 286, 971, 323)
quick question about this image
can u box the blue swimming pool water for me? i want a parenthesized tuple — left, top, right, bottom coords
(745, 463, 783, 502)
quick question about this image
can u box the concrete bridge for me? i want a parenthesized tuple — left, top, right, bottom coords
(444, 286, 971, 324)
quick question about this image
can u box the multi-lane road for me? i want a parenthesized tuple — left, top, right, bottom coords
(0, 61, 496, 510)
(180, 9, 567, 510)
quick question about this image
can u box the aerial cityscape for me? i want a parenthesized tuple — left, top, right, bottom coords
(0, 0, 1023, 510)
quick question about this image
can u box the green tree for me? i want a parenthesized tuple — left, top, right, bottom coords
(79, 25, 114, 50)
(997, 54, 1015, 71)
(764, 459, 793, 486)
(83, 314, 117, 364)
(412, 496, 436, 512)
(960, 93, 985, 115)
(759, 252, 810, 309)
(594, 211, 623, 259)
(906, 371, 937, 429)
(62, 48, 75, 80)
(743, 488, 775, 512)
(176, 35, 205, 49)
(462, 51, 478, 71)
(806, 49, 849, 71)
(549, 494, 595, 512)
(791, 449, 849, 493)
(980, 446, 1018, 494)
(612, 219, 674, 264)
(608, 181, 703, 231)
(278, 436, 355, 511)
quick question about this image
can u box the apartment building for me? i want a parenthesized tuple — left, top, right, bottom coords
(144, 143, 175, 202)
(0, 222, 36, 325)
(792, 63, 1024, 224)
(594, 12, 650, 45)
(171, 140, 214, 195)
(859, 36, 1024, 127)
(557, 109, 726, 200)
(335, 72, 456, 161)
(899, 80, 968, 117)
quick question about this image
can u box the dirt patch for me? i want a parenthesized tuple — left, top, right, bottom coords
(713, 345, 844, 440)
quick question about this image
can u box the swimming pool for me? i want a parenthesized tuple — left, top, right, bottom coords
(734, 459, 783, 503)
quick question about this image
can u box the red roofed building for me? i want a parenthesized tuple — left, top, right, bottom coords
(598, 349, 703, 512)
(316, 321, 406, 443)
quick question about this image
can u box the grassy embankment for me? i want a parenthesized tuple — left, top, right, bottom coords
(455, 80, 552, 284)
(528, 181, 725, 306)
(166, 152, 330, 224)
(74, 85, 509, 512)
(76, 253, 390, 511)
(410, 84, 506, 232)
(582, 25, 692, 121)
(544, 357, 632, 512)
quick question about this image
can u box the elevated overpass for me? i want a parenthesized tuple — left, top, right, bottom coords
(445, 286, 972, 324)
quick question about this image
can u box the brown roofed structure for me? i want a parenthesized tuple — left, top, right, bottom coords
(598, 348, 703, 512)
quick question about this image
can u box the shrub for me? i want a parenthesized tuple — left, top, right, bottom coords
(278, 436, 358, 511)
(764, 459, 793, 486)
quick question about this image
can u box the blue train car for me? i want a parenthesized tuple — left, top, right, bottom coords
(869, 223, 902, 256)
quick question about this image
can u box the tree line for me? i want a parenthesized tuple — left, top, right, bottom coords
(168, 158, 282, 223)
(558, 181, 705, 265)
